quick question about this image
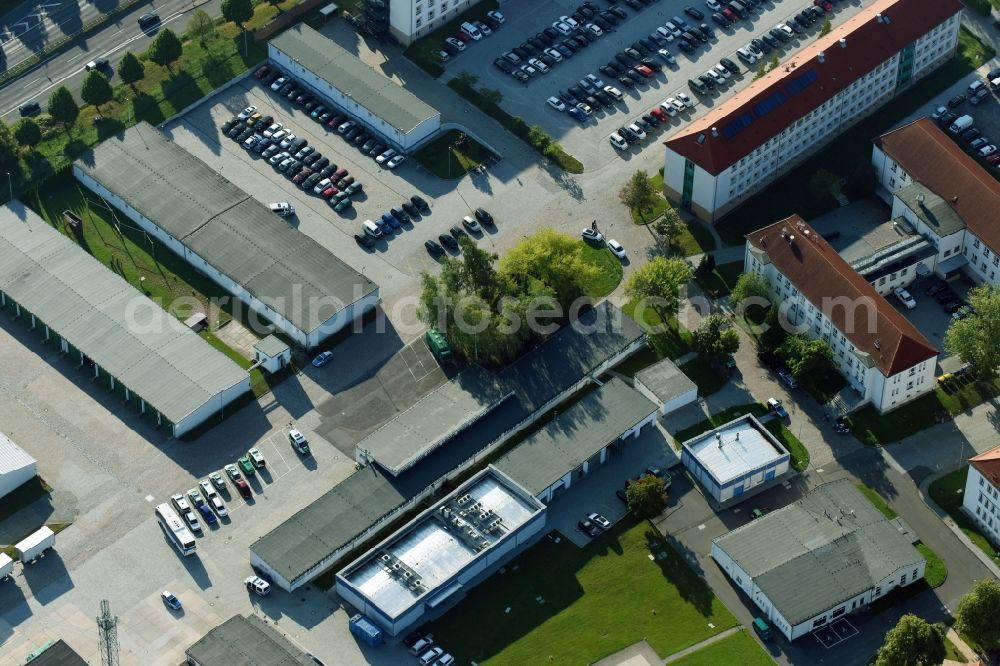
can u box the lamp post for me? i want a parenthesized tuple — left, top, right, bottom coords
(5, 172, 11, 202)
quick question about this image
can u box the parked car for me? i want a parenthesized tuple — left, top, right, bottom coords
(238, 456, 256, 477)
(893, 287, 917, 309)
(245, 575, 271, 597)
(312, 351, 333, 368)
(777, 369, 799, 389)
(767, 397, 788, 418)
(582, 228, 604, 243)
(587, 512, 612, 530)
(248, 448, 266, 468)
(288, 429, 310, 455)
(608, 239, 627, 259)
(578, 519, 602, 537)
(161, 591, 182, 610)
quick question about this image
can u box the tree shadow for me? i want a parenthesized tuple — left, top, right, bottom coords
(133, 91, 164, 125)
(202, 52, 237, 89)
(645, 527, 716, 617)
(543, 162, 584, 201)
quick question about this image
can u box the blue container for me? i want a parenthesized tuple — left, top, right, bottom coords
(349, 614, 383, 647)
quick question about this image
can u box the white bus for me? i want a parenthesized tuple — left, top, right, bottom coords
(155, 503, 197, 556)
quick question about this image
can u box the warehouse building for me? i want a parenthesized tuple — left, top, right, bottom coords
(73, 124, 379, 349)
(712, 479, 926, 641)
(681, 414, 790, 506)
(185, 614, 313, 665)
(0, 432, 37, 499)
(633, 358, 698, 417)
(250, 302, 647, 591)
(336, 467, 546, 636)
(22, 640, 89, 666)
(495, 378, 658, 503)
(0, 201, 250, 437)
(269, 25, 441, 151)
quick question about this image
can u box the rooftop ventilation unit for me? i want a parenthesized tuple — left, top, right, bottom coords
(839, 38, 847, 48)
(818, 51, 825, 63)
(711, 127, 719, 137)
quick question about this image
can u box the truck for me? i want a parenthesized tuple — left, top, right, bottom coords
(948, 114, 973, 134)
(349, 614, 383, 646)
(15, 526, 55, 563)
(0, 553, 13, 581)
(425, 329, 453, 365)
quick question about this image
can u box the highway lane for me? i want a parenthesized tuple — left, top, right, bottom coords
(1, 0, 108, 73)
(0, 0, 223, 120)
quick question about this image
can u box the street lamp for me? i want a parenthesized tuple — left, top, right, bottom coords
(5, 172, 11, 202)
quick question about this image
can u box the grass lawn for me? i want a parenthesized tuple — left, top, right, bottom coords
(674, 221, 718, 257)
(801, 369, 848, 405)
(855, 483, 898, 519)
(715, 30, 996, 245)
(763, 420, 810, 472)
(621, 300, 693, 366)
(0, 478, 51, 524)
(414, 129, 495, 179)
(929, 467, 1000, 568)
(578, 243, 624, 298)
(425, 518, 737, 665)
(695, 262, 744, 297)
(679, 356, 729, 397)
(672, 403, 769, 445)
(670, 629, 774, 666)
(943, 635, 968, 663)
(916, 543, 948, 589)
(630, 170, 669, 224)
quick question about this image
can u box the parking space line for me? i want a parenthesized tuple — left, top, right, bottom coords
(267, 430, 291, 473)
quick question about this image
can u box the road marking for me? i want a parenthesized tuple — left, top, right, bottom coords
(66, 53, 85, 63)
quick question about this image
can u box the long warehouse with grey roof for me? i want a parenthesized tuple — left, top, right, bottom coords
(268, 24, 441, 150)
(0, 201, 250, 437)
(73, 123, 379, 348)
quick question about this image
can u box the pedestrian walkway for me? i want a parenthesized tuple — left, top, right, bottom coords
(591, 627, 746, 666)
(945, 627, 982, 665)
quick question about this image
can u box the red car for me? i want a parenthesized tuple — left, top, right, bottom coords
(234, 478, 252, 499)
(722, 8, 737, 21)
(327, 114, 347, 128)
(321, 186, 339, 199)
(292, 168, 312, 184)
(333, 166, 349, 180)
(634, 65, 654, 78)
(650, 107, 669, 122)
(254, 65, 270, 79)
(455, 31, 472, 42)
(813, 0, 832, 11)
(988, 153, 1000, 165)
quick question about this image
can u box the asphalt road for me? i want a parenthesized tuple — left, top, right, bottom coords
(0, 0, 222, 120)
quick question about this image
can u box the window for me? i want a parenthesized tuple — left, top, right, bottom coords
(832, 607, 846, 618)
(900, 573, 907, 585)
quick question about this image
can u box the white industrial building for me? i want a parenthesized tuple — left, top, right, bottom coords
(663, 0, 962, 222)
(336, 467, 546, 636)
(681, 414, 789, 506)
(73, 123, 380, 349)
(872, 117, 1000, 287)
(712, 479, 926, 641)
(745, 216, 938, 413)
(381, 0, 486, 44)
(0, 432, 37, 499)
(961, 445, 1000, 547)
(269, 24, 441, 150)
(633, 357, 698, 416)
(0, 201, 250, 437)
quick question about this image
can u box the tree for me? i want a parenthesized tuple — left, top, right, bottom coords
(0, 120, 19, 172)
(875, 614, 945, 666)
(808, 168, 841, 202)
(956, 579, 1000, 651)
(80, 70, 113, 111)
(653, 206, 684, 248)
(453, 71, 479, 89)
(820, 19, 832, 36)
(624, 257, 692, 320)
(754, 62, 767, 80)
(147, 29, 183, 72)
(188, 9, 216, 45)
(221, 0, 253, 27)
(626, 475, 667, 518)
(692, 314, 740, 365)
(730, 271, 771, 305)
(499, 228, 601, 312)
(47, 86, 79, 131)
(117, 52, 145, 87)
(945, 285, 1000, 382)
(528, 124, 550, 151)
(480, 88, 503, 105)
(778, 334, 833, 378)
(619, 170, 659, 221)
(768, 54, 780, 72)
(13, 118, 41, 150)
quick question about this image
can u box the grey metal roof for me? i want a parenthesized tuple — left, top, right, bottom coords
(495, 378, 657, 496)
(895, 182, 967, 238)
(634, 357, 697, 405)
(0, 431, 35, 476)
(358, 365, 513, 475)
(74, 124, 378, 336)
(185, 615, 313, 666)
(0, 202, 249, 427)
(712, 479, 925, 625)
(270, 24, 439, 134)
(849, 236, 937, 283)
(254, 334, 289, 358)
(24, 640, 88, 666)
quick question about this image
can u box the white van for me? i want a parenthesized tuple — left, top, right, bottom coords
(269, 202, 294, 217)
(362, 219, 382, 238)
(460, 22, 483, 40)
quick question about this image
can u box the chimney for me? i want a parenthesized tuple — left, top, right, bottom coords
(711, 127, 719, 137)
(951, 196, 959, 203)
(839, 38, 847, 48)
(817, 51, 825, 63)
(917, 193, 925, 204)
(876, 13, 883, 23)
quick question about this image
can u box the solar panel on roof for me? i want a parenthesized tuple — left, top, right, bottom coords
(786, 69, 818, 96)
(721, 112, 754, 140)
(753, 90, 786, 118)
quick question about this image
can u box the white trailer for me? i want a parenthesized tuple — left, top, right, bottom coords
(0, 553, 13, 581)
(15, 526, 55, 563)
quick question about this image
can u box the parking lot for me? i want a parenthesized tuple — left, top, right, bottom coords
(443, 0, 874, 167)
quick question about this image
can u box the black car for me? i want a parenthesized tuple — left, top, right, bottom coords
(520, 41, 538, 56)
(585, 95, 602, 110)
(601, 9, 621, 24)
(253, 138, 271, 154)
(578, 519, 602, 537)
(631, 41, 650, 56)
(639, 37, 658, 52)
(606, 61, 624, 74)
(544, 27, 561, 40)
(534, 32, 554, 47)
(572, 29, 594, 45)
(594, 90, 614, 106)
(624, 0, 642, 9)
(570, 85, 589, 101)
(807, 6, 825, 20)
(221, 119, 238, 133)
(474, 207, 494, 225)
(438, 234, 458, 250)
(626, 69, 644, 83)
(227, 123, 246, 138)
(137, 11, 159, 28)
(948, 94, 966, 108)
(295, 92, 310, 104)
(615, 53, 633, 67)
(769, 28, 790, 42)
(642, 113, 660, 126)
(640, 58, 662, 71)
(355, 233, 375, 249)
(619, 125, 639, 142)
(442, 42, 458, 55)
(569, 36, 588, 49)
(610, 5, 628, 19)
(483, 16, 501, 30)
(684, 6, 705, 19)
(794, 14, 811, 28)
(237, 127, 254, 141)
(798, 9, 815, 23)
(618, 75, 635, 88)
(594, 16, 612, 31)
(391, 207, 410, 223)
(962, 127, 981, 142)
(539, 53, 556, 66)
(720, 57, 740, 74)
(761, 33, 781, 49)
(677, 39, 695, 54)
(512, 46, 531, 60)
(635, 118, 653, 132)
(528, 37, 547, 51)
(751, 37, 770, 54)
(278, 83, 294, 95)
(558, 90, 576, 105)
(412, 195, 431, 212)
(312, 157, 330, 171)
(555, 43, 574, 58)
(712, 12, 728, 26)
(402, 201, 420, 217)
(698, 74, 716, 89)
(303, 152, 322, 165)
(937, 111, 958, 126)
(303, 173, 322, 190)
(624, 47, 643, 60)
(786, 19, 803, 33)
(560, 40, 578, 54)
(257, 114, 274, 128)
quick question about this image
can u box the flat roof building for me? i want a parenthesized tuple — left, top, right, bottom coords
(633, 357, 698, 416)
(712, 479, 926, 641)
(495, 378, 658, 503)
(0, 201, 250, 437)
(0, 432, 37, 499)
(681, 414, 790, 506)
(22, 639, 88, 666)
(184, 614, 313, 666)
(269, 25, 440, 150)
(336, 467, 546, 636)
(73, 123, 379, 349)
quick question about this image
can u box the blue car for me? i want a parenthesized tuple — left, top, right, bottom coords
(198, 504, 217, 525)
(568, 106, 587, 122)
(382, 212, 401, 229)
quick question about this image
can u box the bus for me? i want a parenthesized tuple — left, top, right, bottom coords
(155, 503, 197, 556)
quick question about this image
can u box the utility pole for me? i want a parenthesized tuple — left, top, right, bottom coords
(96, 599, 120, 666)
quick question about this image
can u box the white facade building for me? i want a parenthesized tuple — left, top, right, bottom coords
(0, 433, 37, 499)
(387, 0, 484, 44)
(663, 0, 962, 222)
(746, 217, 938, 413)
(961, 445, 1000, 547)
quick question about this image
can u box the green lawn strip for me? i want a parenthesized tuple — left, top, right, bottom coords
(801, 369, 848, 405)
(426, 518, 737, 665)
(677, 221, 718, 256)
(669, 629, 774, 666)
(715, 33, 996, 245)
(621, 300, 693, 365)
(695, 261, 743, 297)
(630, 171, 668, 224)
(854, 483, 898, 519)
(762, 420, 809, 472)
(943, 635, 968, 663)
(198, 331, 268, 398)
(916, 543, 947, 589)
(929, 467, 1000, 568)
(578, 244, 624, 298)
(403, 0, 500, 77)
(414, 129, 495, 178)
(0, 478, 51, 524)
(673, 403, 769, 445)
(679, 356, 728, 397)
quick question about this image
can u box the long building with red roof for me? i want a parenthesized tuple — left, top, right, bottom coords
(961, 444, 1000, 548)
(745, 216, 938, 413)
(664, 0, 962, 222)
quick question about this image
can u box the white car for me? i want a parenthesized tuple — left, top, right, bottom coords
(459, 22, 482, 40)
(419, 647, 444, 666)
(706, 68, 726, 85)
(776, 23, 795, 38)
(666, 97, 687, 113)
(576, 102, 593, 116)
(244, 576, 271, 597)
(655, 26, 675, 42)
(289, 429, 310, 454)
(269, 77, 287, 91)
(199, 479, 217, 499)
(552, 20, 572, 35)
(587, 512, 612, 530)
(627, 123, 647, 140)
(561, 15, 580, 28)
(659, 48, 676, 65)
(582, 228, 604, 242)
(270, 129, 287, 143)
(930, 105, 948, 120)
(376, 148, 397, 164)
(444, 36, 466, 51)
(978, 144, 997, 157)
(434, 654, 455, 666)
(712, 64, 732, 79)
(676, 92, 694, 108)
(279, 133, 296, 148)
(237, 105, 257, 120)
(603, 85, 623, 100)
(586, 23, 603, 36)
(262, 122, 282, 138)
(269, 201, 294, 216)
(268, 151, 289, 165)
(608, 239, 627, 259)
(893, 287, 917, 310)
(706, 0, 722, 9)
(210, 495, 228, 517)
(528, 58, 549, 73)
(313, 178, 332, 194)
(658, 101, 678, 117)
(547, 96, 566, 111)
(609, 133, 629, 151)
(337, 120, 355, 134)
(487, 9, 505, 23)
(521, 64, 539, 78)
(386, 154, 406, 169)
(544, 47, 563, 62)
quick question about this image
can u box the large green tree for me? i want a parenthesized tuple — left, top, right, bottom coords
(730, 271, 771, 305)
(692, 314, 740, 365)
(221, 0, 253, 26)
(80, 70, 113, 111)
(13, 118, 41, 151)
(619, 170, 659, 221)
(956, 579, 1000, 651)
(47, 86, 79, 131)
(0, 120, 19, 174)
(778, 334, 833, 378)
(945, 285, 1000, 381)
(117, 51, 145, 87)
(626, 475, 668, 518)
(147, 29, 183, 71)
(653, 206, 684, 249)
(188, 9, 216, 45)
(499, 228, 600, 312)
(875, 614, 945, 666)
(623, 257, 692, 320)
